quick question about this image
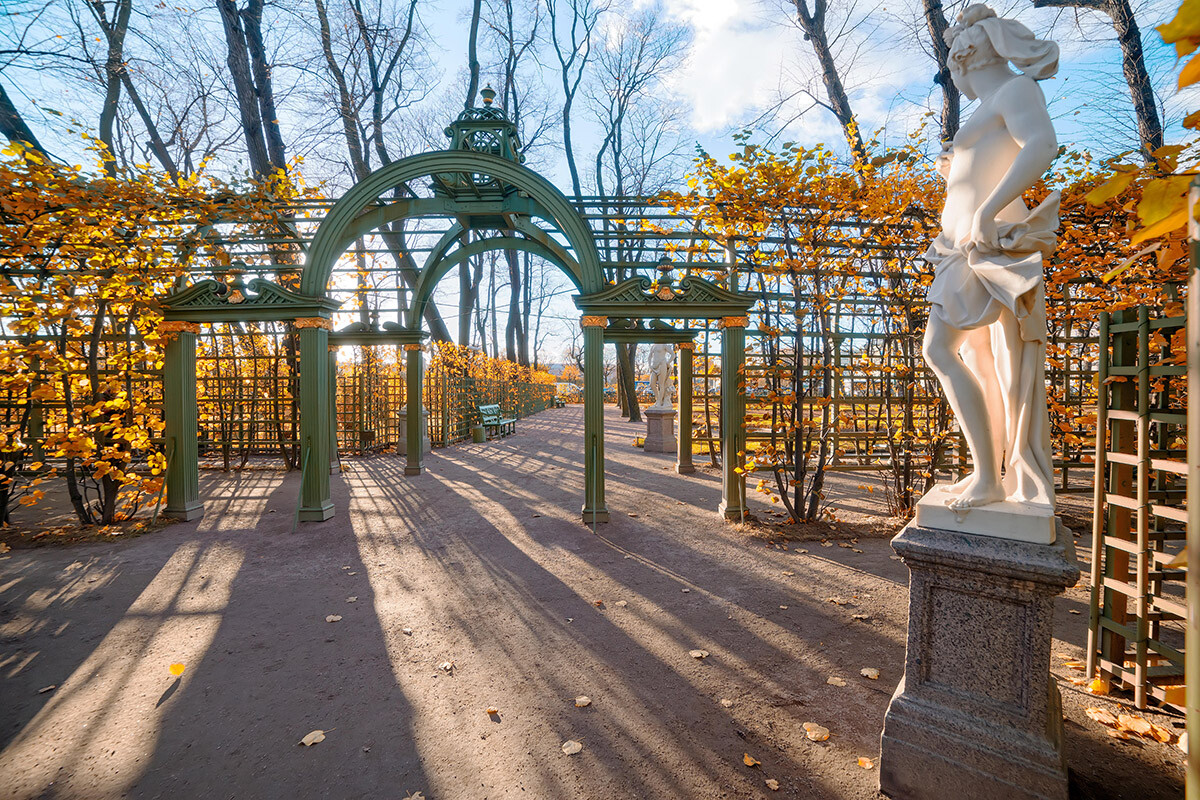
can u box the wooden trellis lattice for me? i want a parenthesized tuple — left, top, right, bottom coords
(1087, 305, 1188, 709)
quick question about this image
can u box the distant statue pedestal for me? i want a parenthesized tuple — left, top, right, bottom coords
(643, 407, 677, 453)
(879, 520, 1078, 800)
(397, 406, 430, 457)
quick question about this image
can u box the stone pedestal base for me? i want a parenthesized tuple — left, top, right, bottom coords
(879, 521, 1079, 800)
(916, 484, 1057, 544)
(397, 407, 430, 457)
(643, 408, 677, 453)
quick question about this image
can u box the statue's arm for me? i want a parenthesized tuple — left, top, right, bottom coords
(972, 77, 1058, 247)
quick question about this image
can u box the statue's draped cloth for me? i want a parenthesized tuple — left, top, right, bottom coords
(925, 191, 1060, 507)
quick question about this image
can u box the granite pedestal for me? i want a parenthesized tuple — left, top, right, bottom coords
(879, 520, 1079, 800)
(643, 408, 677, 453)
(397, 407, 430, 457)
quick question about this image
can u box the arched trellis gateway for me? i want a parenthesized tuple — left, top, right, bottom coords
(158, 96, 754, 525)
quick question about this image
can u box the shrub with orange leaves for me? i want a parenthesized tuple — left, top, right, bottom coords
(0, 142, 308, 525)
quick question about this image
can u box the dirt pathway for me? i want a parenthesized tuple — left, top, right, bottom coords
(0, 406, 1184, 799)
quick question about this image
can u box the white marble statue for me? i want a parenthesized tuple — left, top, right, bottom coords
(923, 4, 1060, 514)
(647, 344, 675, 410)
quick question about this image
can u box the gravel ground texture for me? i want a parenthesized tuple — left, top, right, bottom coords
(0, 405, 1185, 799)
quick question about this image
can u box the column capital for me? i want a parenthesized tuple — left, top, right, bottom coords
(294, 317, 333, 330)
(718, 316, 749, 330)
(580, 315, 608, 329)
(159, 321, 200, 341)
(403, 343, 426, 352)
(676, 341, 696, 351)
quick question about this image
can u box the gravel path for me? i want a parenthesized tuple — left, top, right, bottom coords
(0, 406, 1185, 799)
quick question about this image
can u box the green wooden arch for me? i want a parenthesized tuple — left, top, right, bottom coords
(408, 226, 582, 331)
(301, 150, 604, 298)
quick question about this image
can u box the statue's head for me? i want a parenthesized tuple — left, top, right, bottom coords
(945, 4, 1058, 100)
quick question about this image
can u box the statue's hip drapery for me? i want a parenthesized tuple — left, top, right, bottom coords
(925, 191, 1061, 507)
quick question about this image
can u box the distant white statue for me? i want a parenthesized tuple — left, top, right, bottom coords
(923, 4, 1060, 514)
(647, 344, 674, 410)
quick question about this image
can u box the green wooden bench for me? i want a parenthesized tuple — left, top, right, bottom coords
(478, 404, 516, 438)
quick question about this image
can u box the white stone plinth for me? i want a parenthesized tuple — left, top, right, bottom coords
(643, 408, 677, 453)
(915, 484, 1057, 545)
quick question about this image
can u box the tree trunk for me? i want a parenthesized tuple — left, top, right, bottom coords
(921, 0, 959, 142)
(791, 0, 867, 167)
(0, 82, 46, 153)
(1033, 0, 1162, 158)
(504, 249, 523, 362)
(618, 343, 642, 423)
(241, 0, 287, 171)
(92, 0, 130, 176)
(216, 0, 271, 177)
(465, 0, 482, 107)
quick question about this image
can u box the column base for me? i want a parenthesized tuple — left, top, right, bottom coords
(298, 501, 335, 522)
(878, 521, 1079, 800)
(164, 501, 204, 522)
(675, 462, 696, 474)
(581, 507, 609, 524)
(718, 500, 747, 521)
(404, 465, 424, 476)
(398, 407, 431, 457)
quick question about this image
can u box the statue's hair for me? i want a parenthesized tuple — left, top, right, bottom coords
(945, 5, 997, 51)
(944, 4, 1059, 85)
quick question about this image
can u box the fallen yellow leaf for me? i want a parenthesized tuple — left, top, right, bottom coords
(486, 707, 499, 715)
(803, 722, 831, 742)
(575, 696, 591, 708)
(562, 740, 583, 755)
(168, 663, 186, 677)
(743, 752, 761, 767)
(858, 756, 874, 769)
(861, 667, 880, 680)
(765, 778, 780, 790)
(827, 676, 847, 687)
(1117, 714, 1152, 736)
(689, 649, 709, 659)
(1088, 677, 1110, 695)
(1149, 723, 1175, 744)
(1085, 707, 1117, 727)
(299, 730, 325, 746)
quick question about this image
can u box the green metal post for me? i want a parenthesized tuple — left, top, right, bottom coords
(581, 316, 608, 523)
(298, 322, 334, 521)
(405, 344, 425, 476)
(328, 344, 338, 473)
(719, 316, 748, 521)
(676, 342, 695, 474)
(1184, 180, 1198, 800)
(163, 326, 203, 520)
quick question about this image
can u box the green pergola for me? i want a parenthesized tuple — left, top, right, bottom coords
(158, 95, 754, 525)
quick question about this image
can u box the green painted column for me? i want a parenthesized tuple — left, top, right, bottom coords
(676, 342, 695, 474)
(328, 345, 339, 474)
(298, 321, 334, 521)
(581, 316, 609, 523)
(405, 344, 424, 476)
(718, 316, 748, 521)
(163, 325, 203, 520)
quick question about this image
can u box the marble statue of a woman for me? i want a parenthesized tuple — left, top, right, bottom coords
(647, 344, 674, 410)
(922, 4, 1060, 518)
